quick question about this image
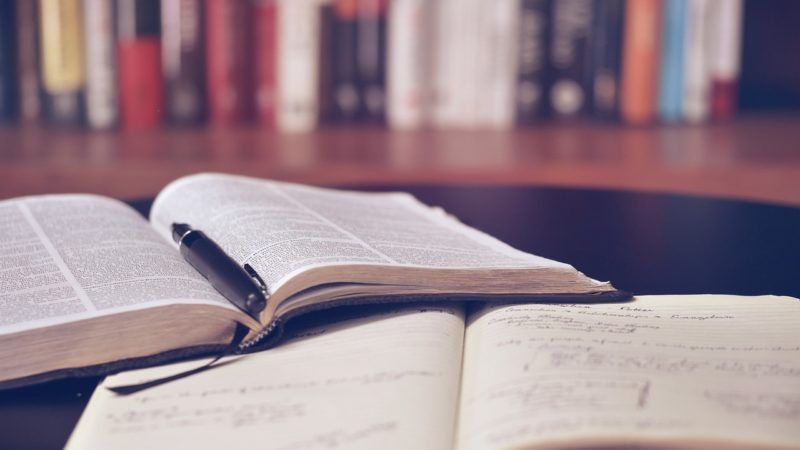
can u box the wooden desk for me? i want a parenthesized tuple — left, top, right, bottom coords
(1, 184, 799, 450)
(2, 115, 800, 206)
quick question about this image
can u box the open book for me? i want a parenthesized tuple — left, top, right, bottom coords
(67, 295, 800, 450)
(0, 173, 625, 388)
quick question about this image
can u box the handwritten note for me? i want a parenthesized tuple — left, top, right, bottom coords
(67, 306, 465, 450)
(456, 295, 800, 450)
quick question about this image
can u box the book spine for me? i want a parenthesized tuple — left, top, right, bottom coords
(548, 0, 593, 119)
(0, 0, 18, 122)
(205, 0, 252, 125)
(620, 0, 662, 124)
(658, 0, 686, 122)
(331, 0, 360, 121)
(15, 0, 40, 122)
(161, 0, 206, 125)
(708, 0, 743, 120)
(590, 0, 624, 119)
(254, 0, 278, 127)
(39, 0, 85, 126)
(387, 0, 430, 130)
(83, 0, 118, 129)
(452, 0, 486, 129)
(317, 1, 336, 123)
(356, 0, 388, 123)
(516, 0, 551, 124)
(117, 0, 163, 129)
(431, 0, 456, 127)
(276, 0, 320, 132)
(475, 0, 519, 128)
(681, 0, 710, 123)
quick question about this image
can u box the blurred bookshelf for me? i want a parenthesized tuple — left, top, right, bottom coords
(1, 0, 800, 205)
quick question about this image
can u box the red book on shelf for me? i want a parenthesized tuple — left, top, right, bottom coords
(711, 80, 736, 120)
(205, 0, 253, 125)
(117, 0, 163, 129)
(254, 0, 278, 126)
(118, 39, 163, 128)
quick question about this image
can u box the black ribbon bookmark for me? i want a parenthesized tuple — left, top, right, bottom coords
(106, 324, 251, 396)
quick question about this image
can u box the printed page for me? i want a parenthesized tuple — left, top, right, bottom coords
(457, 295, 800, 450)
(150, 174, 596, 294)
(0, 195, 233, 334)
(66, 305, 466, 450)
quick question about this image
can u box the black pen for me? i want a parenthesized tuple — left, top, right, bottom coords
(172, 223, 268, 317)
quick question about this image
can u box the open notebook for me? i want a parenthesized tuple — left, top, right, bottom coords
(67, 295, 800, 450)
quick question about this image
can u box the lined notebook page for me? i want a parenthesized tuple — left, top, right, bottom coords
(457, 295, 800, 450)
(67, 306, 465, 450)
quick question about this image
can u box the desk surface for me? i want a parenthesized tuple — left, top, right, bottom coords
(1, 184, 799, 450)
(3, 116, 800, 207)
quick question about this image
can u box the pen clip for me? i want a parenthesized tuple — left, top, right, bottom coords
(244, 263, 270, 298)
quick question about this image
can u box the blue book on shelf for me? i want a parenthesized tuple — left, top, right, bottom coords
(659, 0, 687, 121)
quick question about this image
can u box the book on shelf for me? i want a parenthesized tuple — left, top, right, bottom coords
(386, 0, 433, 130)
(161, 0, 206, 126)
(67, 294, 800, 449)
(708, 0, 743, 120)
(475, 0, 519, 129)
(83, 0, 118, 130)
(547, 0, 593, 120)
(253, 0, 278, 127)
(658, 0, 687, 122)
(590, 0, 624, 119)
(14, 0, 39, 122)
(515, 0, 550, 124)
(116, 0, 163, 129)
(0, 173, 627, 389)
(276, 0, 321, 133)
(681, 0, 711, 123)
(39, 0, 85, 127)
(0, 0, 17, 122)
(329, 0, 361, 122)
(204, 0, 253, 125)
(620, 0, 662, 124)
(355, 0, 388, 123)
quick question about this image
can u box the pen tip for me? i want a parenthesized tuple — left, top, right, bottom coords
(171, 223, 192, 244)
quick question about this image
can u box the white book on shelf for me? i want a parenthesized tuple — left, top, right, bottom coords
(277, 0, 321, 133)
(387, 0, 434, 130)
(474, 0, 519, 129)
(432, 0, 461, 128)
(707, 0, 743, 84)
(682, 0, 711, 123)
(83, 0, 118, 129)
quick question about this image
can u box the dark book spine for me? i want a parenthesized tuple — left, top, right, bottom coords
(515, 0, 550, 123)
(15, 0, 39, 122)
(0, 0, 18, 122)
(161, 0, 206, 125)
(117, 0, 163, 129)
(205, 0, 253, 125)
(39, 0, 85, 127)
(590, 0, 624, 119)
(253, 0, 277, 127)
(355, 0, 387, 122)
(331, 0, 360, 121)
(547, 0, 593, 119)
(317, 1, 336, 123)
(162, 0, 206, 125)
